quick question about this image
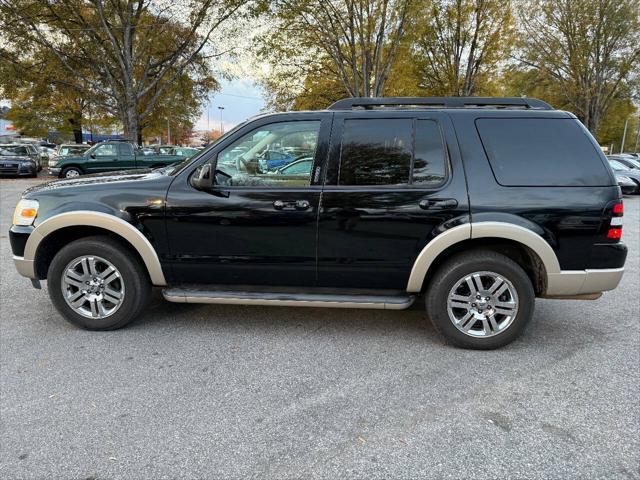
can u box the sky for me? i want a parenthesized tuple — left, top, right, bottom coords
(195, 78, 266, 133)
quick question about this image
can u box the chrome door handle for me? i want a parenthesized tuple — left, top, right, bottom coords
(273, 199, 311, 211)
(295, 200, 310, 211)
(419, 198, 458, 210)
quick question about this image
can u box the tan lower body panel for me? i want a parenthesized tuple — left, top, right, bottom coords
(13, 256, 35, 278)
(546, 268, 624, 296)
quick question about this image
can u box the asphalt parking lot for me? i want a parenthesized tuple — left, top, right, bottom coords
(1, 174, 638, 479)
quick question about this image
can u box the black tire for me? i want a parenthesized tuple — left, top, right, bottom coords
(47, 236, 151, 330)
(61, 166, 82, 178)
(425, 250, 535, 350)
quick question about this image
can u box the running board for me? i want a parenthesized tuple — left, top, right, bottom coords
(162, 287, 415, 310)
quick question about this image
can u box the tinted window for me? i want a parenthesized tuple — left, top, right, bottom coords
(476, 118, 610, 186)
(339, 119, 412, 185)
(119, 143, 134, 156)
(414, 120, 446, 186)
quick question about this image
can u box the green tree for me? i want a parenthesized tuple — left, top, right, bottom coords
(258, 0, 414, 110)
(0, 0, 244, 143)
(0, 47, 111, 141)
(516, 0, 640, 135)
(413, 0, 515, 96)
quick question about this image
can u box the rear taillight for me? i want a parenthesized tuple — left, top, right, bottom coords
(607, 200, 623, 241)
(612, 203, 624, 215)
(607, 228, 622, 239)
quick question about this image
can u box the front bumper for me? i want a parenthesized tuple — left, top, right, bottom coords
(48, 167, 61, 176)
(13, 255, 36, 279)
(0, 164, 37, 176)
(10, 225, 37, 279)
(9, 225, 33, 257)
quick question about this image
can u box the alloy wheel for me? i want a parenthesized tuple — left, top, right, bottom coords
(446, 271, 518, 338)
(61, 255, 125, 319)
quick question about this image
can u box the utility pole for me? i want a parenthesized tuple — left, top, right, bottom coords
(88, 101, 93, 144)
(167, 119, 171, 145)
(620, 118, 629, 154)
(218, 106, 225, 134)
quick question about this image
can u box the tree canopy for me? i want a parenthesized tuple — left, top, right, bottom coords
(0, 0, 243, 143)
(256, 0, 639, 148)
(1, 0, 638, 150)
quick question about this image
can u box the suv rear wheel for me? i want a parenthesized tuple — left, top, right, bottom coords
(425, 250, 534, 349)
(47, 236, 151, 330)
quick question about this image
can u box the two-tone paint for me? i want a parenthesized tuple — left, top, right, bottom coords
(10, 109, 626, 301)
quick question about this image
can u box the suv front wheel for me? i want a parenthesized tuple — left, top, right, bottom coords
(426, 250, 535, 349)
(61, 166, 82, 178)
(47, 236, 151, 330)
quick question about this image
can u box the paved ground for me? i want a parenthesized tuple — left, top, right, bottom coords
(1, 174, 638, 479)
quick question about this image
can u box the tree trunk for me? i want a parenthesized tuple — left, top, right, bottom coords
(67, 116, 83, 143)
(122, 104, 140, 145)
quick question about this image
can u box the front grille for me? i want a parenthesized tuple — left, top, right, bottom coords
(0, 162, 20, 174)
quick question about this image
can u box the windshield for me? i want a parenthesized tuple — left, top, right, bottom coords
(626, 158, 640, 169)
(59, 146, 88, 156)
(609, 160, 628, 171)
(0, 145, 30, 156)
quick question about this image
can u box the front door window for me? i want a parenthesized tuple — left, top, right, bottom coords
(93, 144, 118, 157)
(216, 121, 320, 187)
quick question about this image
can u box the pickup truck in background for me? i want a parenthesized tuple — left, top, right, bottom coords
(48, 141, 188, 178)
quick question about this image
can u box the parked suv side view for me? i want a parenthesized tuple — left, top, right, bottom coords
(9, 97, 627, 349)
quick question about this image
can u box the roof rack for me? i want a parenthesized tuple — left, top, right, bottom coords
(327, 97, 553, 111)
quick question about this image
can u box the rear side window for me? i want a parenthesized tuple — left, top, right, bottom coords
(119, 143, 134, 156)
(414, 120, 446, 185)
(338, 118, 446, 186)
(476, 118, 610, 186)
(339, 119, 412, 185)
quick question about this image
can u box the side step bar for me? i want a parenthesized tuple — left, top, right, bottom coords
(162, 287, 415, 310)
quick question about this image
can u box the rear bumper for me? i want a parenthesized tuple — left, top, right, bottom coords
(546, 267, 625, 296)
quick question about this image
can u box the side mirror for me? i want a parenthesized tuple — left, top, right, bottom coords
(191, 162, 213, 190)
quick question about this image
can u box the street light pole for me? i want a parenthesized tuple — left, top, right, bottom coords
(218, 106, 225, 134)
(620, 118, 629, 154)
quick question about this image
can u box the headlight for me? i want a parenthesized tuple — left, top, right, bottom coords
(12, 199, 39, 226)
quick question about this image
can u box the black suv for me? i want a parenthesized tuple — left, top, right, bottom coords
(9, 97, 627, 349)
